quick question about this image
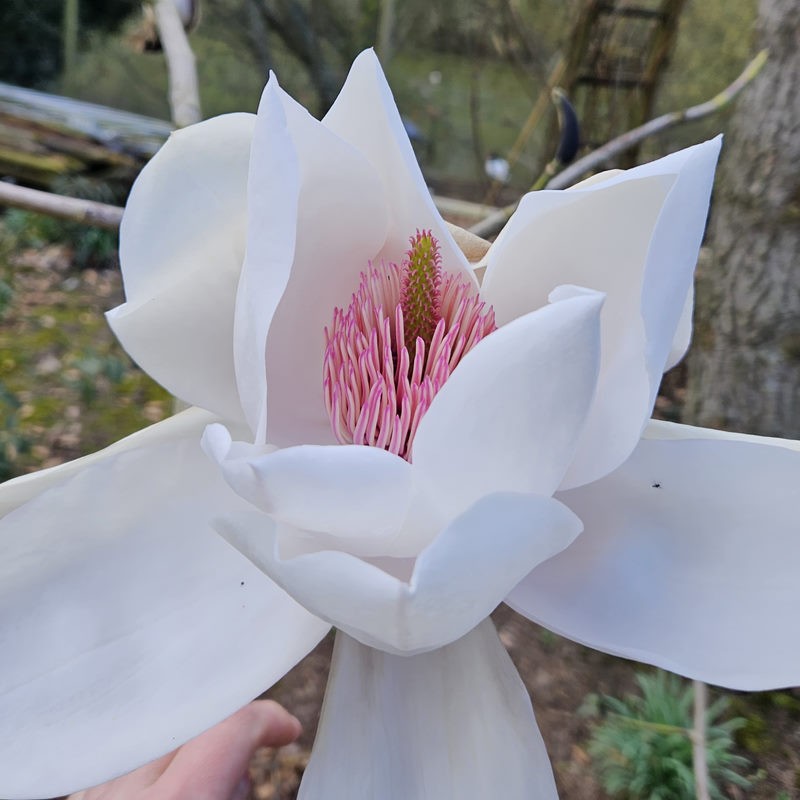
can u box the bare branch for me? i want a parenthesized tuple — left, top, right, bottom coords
(0, 182, 123, 230)
(470, 49, 768, 239)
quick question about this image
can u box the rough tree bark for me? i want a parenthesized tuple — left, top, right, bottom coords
(685, 0, 800, 437)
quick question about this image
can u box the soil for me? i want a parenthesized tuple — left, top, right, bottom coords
(0, 236, 797, 800)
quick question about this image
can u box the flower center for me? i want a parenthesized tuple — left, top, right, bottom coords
(323, 231, 497, 461)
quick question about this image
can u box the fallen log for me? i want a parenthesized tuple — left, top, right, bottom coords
(0, 82, 172, 188)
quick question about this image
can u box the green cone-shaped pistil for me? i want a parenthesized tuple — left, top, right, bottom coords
(400, 230, 441, 353)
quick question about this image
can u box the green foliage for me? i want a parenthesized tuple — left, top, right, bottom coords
(586, 671, 751, 799)
(3, 208, 117, 271)
(66, 352, 127, 405)
(0, 0, 139, 87)
(0, 278, 13, 318)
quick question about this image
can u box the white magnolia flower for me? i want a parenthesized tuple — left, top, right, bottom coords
(1, 50, 799, 799)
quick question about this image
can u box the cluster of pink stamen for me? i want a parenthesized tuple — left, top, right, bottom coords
(323, 231, 497, 461)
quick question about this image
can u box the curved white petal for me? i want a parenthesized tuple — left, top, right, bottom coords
(0, 430, 328, 798)
(109, 114, 255, 420)
(323, 50, 477, 289)
(643, 418, 800, 452)
(217, 492, 582, 655)
(203, 423, 412, 541)
(636, 140, 721, 387)
(412, 292, 602, 521)
(481, 139, 720, 489)
(664, 283, 693, 371)
(235, 76, 389, 445)
(299, 619, 558, 800)
(507, 434, 800, 690)
(0, 407, 218, 517)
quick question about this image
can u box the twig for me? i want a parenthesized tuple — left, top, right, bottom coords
(482, 56, 566, 206)
(0, 185, 496, 237)
(0, 182, 123, 230)
(691, 679, 711, 800)
(470, 49, 768, 239)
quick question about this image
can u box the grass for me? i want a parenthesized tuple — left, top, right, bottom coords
(0, 220, 171, 478)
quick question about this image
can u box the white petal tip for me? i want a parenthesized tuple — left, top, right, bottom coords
(201, 423, 232, 464)
(548, 284, 606, 306)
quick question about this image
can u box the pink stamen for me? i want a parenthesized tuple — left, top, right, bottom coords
(323, 233, 497, 461)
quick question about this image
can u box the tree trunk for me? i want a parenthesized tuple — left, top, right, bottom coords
(62, 0, 80, 78)
(685, 0, 800, 437)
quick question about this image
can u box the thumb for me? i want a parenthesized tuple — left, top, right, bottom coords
(152, 701, 301, 799)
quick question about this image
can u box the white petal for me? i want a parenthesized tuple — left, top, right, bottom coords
(664, 283, 693, 370)
(507, 434, 800, 690)
(109, 114, 254, 420)
(636, 140, 721, 387)
(298, 619, 558, 800)
(323, 50, 477, 289)
(0, 430, 328, 797)
(0, 407, 218, 517)
(203, 424, 412, 544)
(235, 76, 389, 444)
(217, 492, 582, 655)
(412, 292, 602, 521)
(481, 139, 721, 489)
(643, 418, 800, 453)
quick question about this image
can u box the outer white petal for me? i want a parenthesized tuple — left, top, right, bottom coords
(202, 423, 412, 543)
(323, 49, 477, 289)
(664, 283, 693, 370)
(235, 76, 389, 445)
(108, 114, 254, 421)
(0, 430, 329, 798)
(643, 418, 800, 452)
(217, 492, 582, 655)
(507, 433, 800, 690)
(635, 141, 721, 388)
(0, 407, 217, 517)
(298, 619, 558, 800)
(412, 292, 602, 520)
(481, 139, 720, 489)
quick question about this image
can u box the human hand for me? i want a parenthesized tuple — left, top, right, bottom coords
(68, 700, 302, 800)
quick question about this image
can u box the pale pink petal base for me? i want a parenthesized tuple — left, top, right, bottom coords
(323, 50, 477, 290)
(298, 619, 558, 800)
(215, 492, 582, 653)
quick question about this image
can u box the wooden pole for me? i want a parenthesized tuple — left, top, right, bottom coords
(376, 0, 396, 65)
(153, 0, 202, 128)
(691, 680, 711, 800)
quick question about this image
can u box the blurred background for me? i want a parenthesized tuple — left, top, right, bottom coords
(1, 1, 798, 798)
